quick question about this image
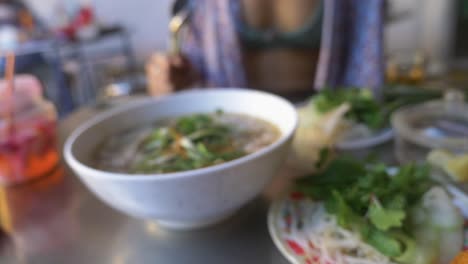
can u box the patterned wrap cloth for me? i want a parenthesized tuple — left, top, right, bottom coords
(181, 0, 384, 93)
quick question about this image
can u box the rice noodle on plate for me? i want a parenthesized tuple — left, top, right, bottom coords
(295, 202, 395, 264)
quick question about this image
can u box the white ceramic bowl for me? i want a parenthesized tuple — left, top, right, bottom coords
(64, 89, 298, 229)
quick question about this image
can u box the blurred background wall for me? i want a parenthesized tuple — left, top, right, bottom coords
(93, 0, 171, 61)
(25, 0, 171, 62)
(386, 0, 456, 74)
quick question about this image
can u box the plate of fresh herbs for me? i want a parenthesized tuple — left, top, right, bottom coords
(300, 88, 398, 150)
(268, 157, 467, 264)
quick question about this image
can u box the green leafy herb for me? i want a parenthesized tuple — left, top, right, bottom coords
(311, 88, 387, 130)
(363, 228, 403, 257)
(325, 190, 362, 229)
(175, 114, 214, 135)
(295, 157, 435, 260)
(368, 197, 405, 231)
(130, 113, 246, 173)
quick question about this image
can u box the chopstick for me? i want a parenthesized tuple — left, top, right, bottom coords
(4, 52, 16, 137)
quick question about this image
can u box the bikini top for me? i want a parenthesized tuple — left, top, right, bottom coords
(234, 1, 323, 49)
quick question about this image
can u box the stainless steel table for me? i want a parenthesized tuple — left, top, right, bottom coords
(0, 99, 305, 264)
(0, 99, 395, 264)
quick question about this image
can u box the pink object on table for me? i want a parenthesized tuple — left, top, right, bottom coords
(0, 74, 43, 99)
(0, 74, 44, 114)
(0, 74, 58, 185)
(0, 74, 43, 95)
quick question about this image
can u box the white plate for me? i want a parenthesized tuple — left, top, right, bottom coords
(268, 194, 306, 264)
(268, 192, 468, 264)
(336, 128, 394, 150)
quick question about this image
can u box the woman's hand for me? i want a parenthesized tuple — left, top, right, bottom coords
(145, 53, 198, 96)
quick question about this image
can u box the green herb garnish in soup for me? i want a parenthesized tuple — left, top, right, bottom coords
(95, 111, 280, 174)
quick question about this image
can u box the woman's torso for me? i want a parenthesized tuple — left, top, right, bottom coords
(239, 0, 321, 98)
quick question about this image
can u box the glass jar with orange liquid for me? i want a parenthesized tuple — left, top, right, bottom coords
(0, 75, 59, 185)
